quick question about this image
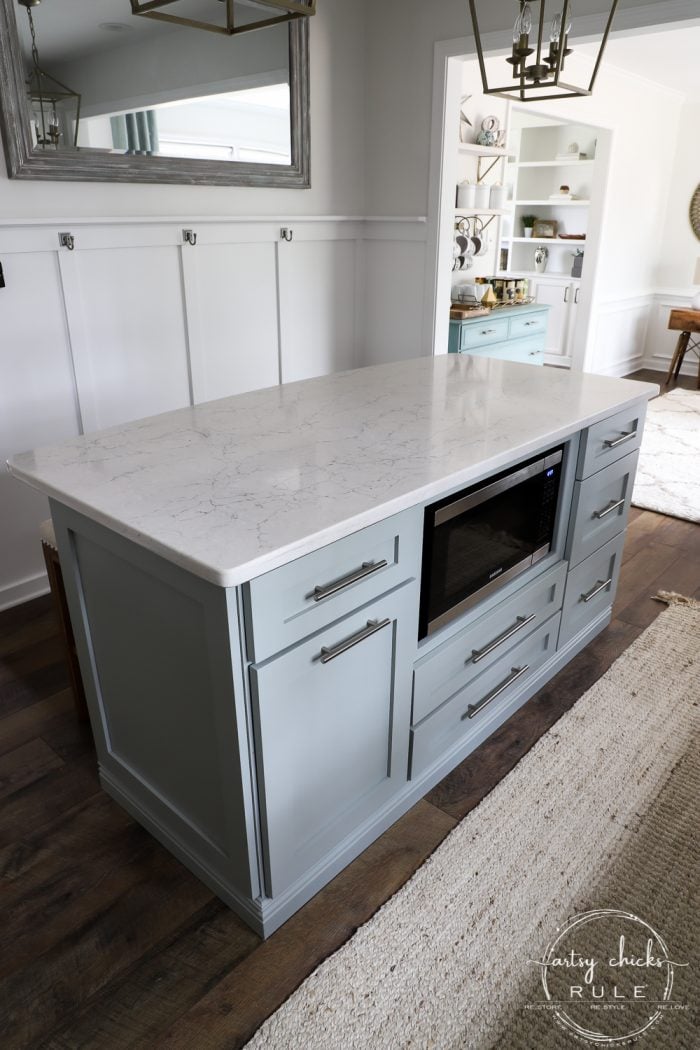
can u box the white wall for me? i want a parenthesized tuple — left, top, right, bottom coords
(654, 98, 700, 289)
(0, 0, 367, 219)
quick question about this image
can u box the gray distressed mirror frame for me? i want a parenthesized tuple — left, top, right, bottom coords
(0, 0, 310, 187)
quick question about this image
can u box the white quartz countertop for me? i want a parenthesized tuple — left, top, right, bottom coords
(8, 357, 657, 587)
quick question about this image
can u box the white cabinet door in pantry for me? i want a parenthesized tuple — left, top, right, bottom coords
(530, 276, 577, 367)
(277, 225, 360, 383)
(58, 227, 193, 433)
(181, 231, 280, 403)
(0, 242, 81, 607)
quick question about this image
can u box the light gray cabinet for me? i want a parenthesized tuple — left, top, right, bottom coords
(250, 582, 418, 897)
(48, 396, 650, 938)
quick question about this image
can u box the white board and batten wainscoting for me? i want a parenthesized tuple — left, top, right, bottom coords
(0, 216, 427, 611)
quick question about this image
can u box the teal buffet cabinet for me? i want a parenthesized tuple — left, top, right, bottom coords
(448, 302, 549, 365)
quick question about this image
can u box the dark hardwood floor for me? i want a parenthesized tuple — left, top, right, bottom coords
(1, 370, 697, 1049)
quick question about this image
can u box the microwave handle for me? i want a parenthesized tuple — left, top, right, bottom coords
(433, 450, 562, 527)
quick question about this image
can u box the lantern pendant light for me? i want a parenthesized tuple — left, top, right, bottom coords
(130, 0, 316, 38)
(18, 0, 81, 149)
(468, 0, 620, 101)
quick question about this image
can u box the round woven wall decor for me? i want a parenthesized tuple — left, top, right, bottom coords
(691, 185, 700, 240)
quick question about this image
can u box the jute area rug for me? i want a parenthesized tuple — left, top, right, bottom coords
(632, 387, 700, 523)
(246, 597, 700, 1050)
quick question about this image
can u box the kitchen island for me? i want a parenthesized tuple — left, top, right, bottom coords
(8, 356, 657, 936)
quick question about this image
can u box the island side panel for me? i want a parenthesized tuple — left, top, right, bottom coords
(50, 501, 262, 923)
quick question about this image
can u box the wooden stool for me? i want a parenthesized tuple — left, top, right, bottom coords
(40, 519, 90, 724)
(666, 308, 700, 388)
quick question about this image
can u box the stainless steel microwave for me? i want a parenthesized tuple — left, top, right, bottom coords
(418, 447, 564, 638)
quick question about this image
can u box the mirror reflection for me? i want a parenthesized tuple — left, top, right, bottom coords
(14, 0, 292, 164)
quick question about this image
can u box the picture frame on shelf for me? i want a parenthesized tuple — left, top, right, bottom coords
(533, 219, 559, 239)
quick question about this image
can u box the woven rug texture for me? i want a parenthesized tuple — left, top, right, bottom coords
(632, 387, 700, 523)
(246, 600, 700, 1050)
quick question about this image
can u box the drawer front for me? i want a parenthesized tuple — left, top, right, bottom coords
(244, 508, 421, 662)
(508, 312, 547, 339)
(412, 561, 567, 726)
(577, 401, 647, 479)
(460, 335, 544, 364)
(567, 450, 639, 569)
(460, 317, 510, 350)
(559, 533, 626, 649)
(410, 614, 560, 780)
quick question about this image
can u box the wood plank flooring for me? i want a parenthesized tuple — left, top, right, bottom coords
(1, 373, 697, 1049)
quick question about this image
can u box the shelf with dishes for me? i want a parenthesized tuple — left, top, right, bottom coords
(454, 208, 510, 218)
(457, 143, 510, 158)
(515, 159, 595, 169)
(506, 236, 586, 244)
(513, 199, 591, 207)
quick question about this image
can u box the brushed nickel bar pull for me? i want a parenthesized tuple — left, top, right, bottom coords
(480, 328, 498, 335)
(470, 613, 536, 664)
(312, 559, 387, 602)
(604, 430, 636, 449)
(580, 577, 613, 603)
(320, 618, 391, 664)
(593, 498, 625, 520)
(462, 664, 530, 720)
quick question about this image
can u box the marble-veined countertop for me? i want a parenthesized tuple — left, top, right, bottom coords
(7, 356, 657, 586)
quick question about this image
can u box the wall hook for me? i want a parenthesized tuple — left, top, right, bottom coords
(280, 227, 293, 242)
(58, 232, 75, 251)
(182, 229, 197, 246)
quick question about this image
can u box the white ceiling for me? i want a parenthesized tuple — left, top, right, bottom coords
(581, 25, 700, 98)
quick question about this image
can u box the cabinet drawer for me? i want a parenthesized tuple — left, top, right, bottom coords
(460, 317, 510, 350)
(577, 401, 647, 479)
(508, 313, 547, 339)
(567, 450, 639, 568)
(559, 533, 625, 649)
(244, 508, 421, 661)
(460, 336, 544, 365)
(251, 585, 414, 897)
(412, 561, 566, 725)
(410, 614, 560, 780)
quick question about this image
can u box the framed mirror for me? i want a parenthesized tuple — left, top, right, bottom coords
(0, 0, 310, 187)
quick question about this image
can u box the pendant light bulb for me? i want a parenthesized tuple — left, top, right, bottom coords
(513, 2, 532, 44)
(549, 12, 562, 44)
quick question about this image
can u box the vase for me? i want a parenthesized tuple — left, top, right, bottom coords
(534, 246, 549, 274)
(523, 228, 533, 239)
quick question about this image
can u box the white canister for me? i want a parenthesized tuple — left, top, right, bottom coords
(489, 184, 508, 210)
(473, 182, 491, 210)
(456, 181, 476, 209)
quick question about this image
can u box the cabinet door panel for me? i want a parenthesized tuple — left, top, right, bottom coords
(251, 584, 416, 897)
(531, 278, 572, 360)
(184, 241, 279, 402)
(278, 239, 357, 382)
(0, 251, 81, 600)
(63, 245, 191, 431)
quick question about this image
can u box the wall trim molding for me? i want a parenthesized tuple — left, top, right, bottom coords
(0, 215, 428, 230)
(0, 570, 49, 611)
